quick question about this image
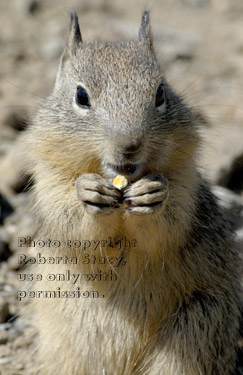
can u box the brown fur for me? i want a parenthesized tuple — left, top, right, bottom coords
(24, 11, 242, 375)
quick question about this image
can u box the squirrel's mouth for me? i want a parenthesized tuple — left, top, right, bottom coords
(112, 163, 136, 175)
(105, 163, 142, 180)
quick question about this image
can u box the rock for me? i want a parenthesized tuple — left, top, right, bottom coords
(200, 123, 243, 189)
(14, 333, 32, 348)
(14, 317, 28, 335)
(0, 298, 10, 324)
(28, 0, 40, 15)
(0, 330, 8, 344)
(40, 37, 63, 60)
(2, 109, 28, 132)
(0, 195, 14, 225)
(0, 357, 12, 364)
(153, 28, 199, 64)
(1, 284, 16, 298)
(8, 254, 21, 271)
(213, 186, 243, 244)
(182, 0, 210, 7)
(211, 0, 232, 12)
(0, 140, 32, 195)
(218, 153, 243, 193)
(11, 174, 33, 195)
(0, 238, 12, 262)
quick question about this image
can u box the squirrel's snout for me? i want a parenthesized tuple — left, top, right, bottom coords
(105, 136, 145, 177)
(120, 140, 142, 157)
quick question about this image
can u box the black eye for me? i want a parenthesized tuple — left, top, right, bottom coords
(76, 86, 90, 107)
(155, 84, 165, 107)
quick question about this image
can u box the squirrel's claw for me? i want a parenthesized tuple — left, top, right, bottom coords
(124, 173, 168, 216)
(76, 173, 120, 215)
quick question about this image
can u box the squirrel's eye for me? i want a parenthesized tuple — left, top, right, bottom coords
(76, 86, 90, 107)
(155, 84, 165, 108)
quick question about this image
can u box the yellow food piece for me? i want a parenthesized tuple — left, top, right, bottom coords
(112, 175, 128, 190)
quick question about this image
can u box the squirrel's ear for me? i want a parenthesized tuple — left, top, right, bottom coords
(139, 11, 153, 49)
(53, 13, 82, 93)
(53, 54, 65, 93)
(53, 12, 82, 93)
(67, 11, 82, 56)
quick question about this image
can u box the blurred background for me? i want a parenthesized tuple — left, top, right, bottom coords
(0, 0, 242, 373)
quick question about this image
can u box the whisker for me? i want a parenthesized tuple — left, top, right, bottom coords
(179, 48, 237, 96)
(2, 77, 45, 99)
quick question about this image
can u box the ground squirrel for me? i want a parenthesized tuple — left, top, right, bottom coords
(23, 11, 242, 375)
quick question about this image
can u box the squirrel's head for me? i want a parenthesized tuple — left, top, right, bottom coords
(33, 11, 199, 180)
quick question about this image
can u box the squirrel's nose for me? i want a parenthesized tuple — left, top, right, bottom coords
(120, 141, 142, 155)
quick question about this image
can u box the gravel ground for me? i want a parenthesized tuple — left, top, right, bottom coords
(0, 0, 243, 374)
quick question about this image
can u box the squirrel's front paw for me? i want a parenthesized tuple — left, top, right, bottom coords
(124, 173, 168, 216)
(76, 174, 120, 215)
